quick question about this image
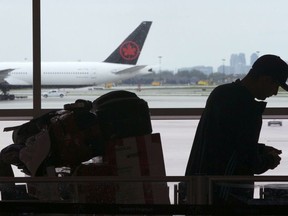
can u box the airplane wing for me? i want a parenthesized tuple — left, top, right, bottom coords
(113, 65, 148, 75)
(0, 69, 14, 82)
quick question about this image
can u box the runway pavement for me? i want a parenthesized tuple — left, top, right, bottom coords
(1, 86, 288, 109)
(10, 94, 208, 109)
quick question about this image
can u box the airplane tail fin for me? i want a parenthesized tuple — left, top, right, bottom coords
(104, 21, 152, 65)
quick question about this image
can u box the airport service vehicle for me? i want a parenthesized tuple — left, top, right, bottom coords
(42, 90, 66, 98)
(0, 21, 153, 100)
(268, 120, 282, 126)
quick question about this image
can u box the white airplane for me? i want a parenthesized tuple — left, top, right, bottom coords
(0, 21, 153, 100)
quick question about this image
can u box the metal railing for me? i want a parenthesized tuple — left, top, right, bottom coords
(0, 175, 288, 214)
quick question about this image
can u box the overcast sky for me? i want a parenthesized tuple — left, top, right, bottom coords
(1, 0, 288, 71)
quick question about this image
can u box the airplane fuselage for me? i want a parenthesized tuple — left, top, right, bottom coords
(0, 21, 152, 96)
(0, 62, 151, 88)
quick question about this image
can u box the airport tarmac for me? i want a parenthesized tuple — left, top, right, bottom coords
(0, 94, 208, 109)
(0, 87, 211, 109)
(2, 86, 288, 109)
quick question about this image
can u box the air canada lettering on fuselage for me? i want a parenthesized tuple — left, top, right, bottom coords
(0, 21, 153, 100)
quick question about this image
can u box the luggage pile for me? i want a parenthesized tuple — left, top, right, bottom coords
(0, 90, 170, 205)
(1, 90, 152, 176)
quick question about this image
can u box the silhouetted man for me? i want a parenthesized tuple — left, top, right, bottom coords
(185, 54, 287, 204)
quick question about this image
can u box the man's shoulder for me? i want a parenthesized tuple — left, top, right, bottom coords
(209, 80, 247, 103)
(212, 81, 240, 94)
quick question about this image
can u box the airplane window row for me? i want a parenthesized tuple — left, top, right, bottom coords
(43, 72, 89, 75)
(11, 72, 27, 75)
(10, 71, 90, 75)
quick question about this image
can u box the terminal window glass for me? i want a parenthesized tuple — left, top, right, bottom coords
(0, 0, 32, 108)
(1, 119, 286, 178)
(38, 0, 288, 109)
(0, 1, 288, 110)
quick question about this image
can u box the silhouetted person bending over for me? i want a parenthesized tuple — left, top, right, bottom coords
(185, 54, 287, 204)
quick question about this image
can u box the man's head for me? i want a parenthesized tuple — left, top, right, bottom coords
(251, 54, 288, 90)
(248, 54, 288, 100)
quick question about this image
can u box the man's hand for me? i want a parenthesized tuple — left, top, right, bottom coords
(264, 145, 282, 155)
(269, 151, 281, 169)
(264, 145, 282, 170)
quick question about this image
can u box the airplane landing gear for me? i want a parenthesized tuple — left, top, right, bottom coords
(0, 94, 15, 100)
(0, 87, 15, 100)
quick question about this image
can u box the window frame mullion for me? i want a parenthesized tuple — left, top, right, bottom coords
(32, 0, 41, 118)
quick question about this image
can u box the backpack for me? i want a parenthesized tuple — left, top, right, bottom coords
(48, 109, 104, 167)
(93, 90, 152, 139)
(3, 99, 102, 175)
(4, 99, 93, 146)
(4, 110, 58, 146)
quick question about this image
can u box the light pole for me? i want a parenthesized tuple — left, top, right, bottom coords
(222, 58, 225, 74)
(158, 56, 162, 72)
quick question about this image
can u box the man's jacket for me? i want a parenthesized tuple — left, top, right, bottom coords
(185, 80, 273, 177)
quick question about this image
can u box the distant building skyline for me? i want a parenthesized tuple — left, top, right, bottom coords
(177, 52, 260, 75)
(216, 52, 259, 74)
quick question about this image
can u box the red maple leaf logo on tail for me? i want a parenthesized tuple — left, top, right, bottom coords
(119, 41, 140, 60)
